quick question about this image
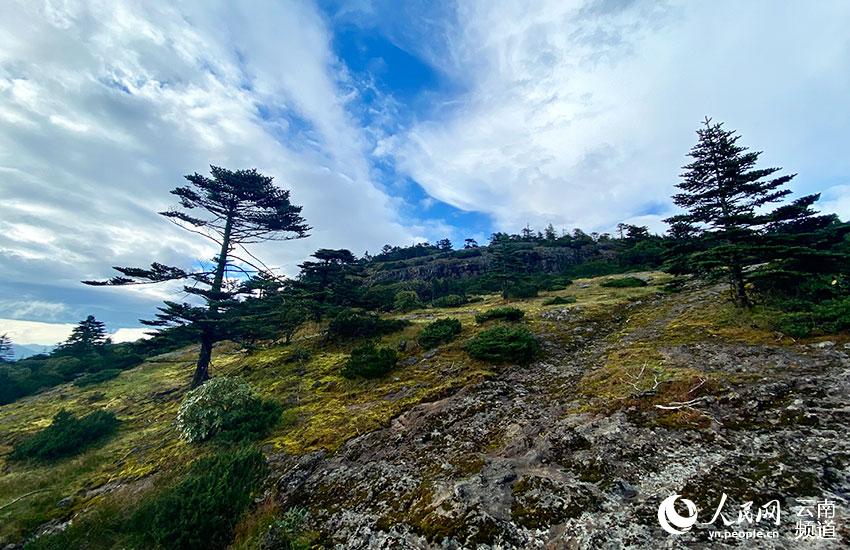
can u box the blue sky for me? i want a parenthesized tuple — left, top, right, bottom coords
(1, 0, 850, 344)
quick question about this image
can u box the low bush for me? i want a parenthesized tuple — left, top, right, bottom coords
(542, 296, 577, 306)
(262, 507, 312, 550)
(502, 282, 538, 299)
(451, 248, 482, 259)
(465, 325, 540, 364)
(475, 307, 525, 323)
(432, 294, 466, 308)
(327, 310, 409, 340)
(418, 318, 463, 349)
(10, 409, 119, 461)
(341, 343, 398, 379)
(394, 290, 424, 312)
(176, 378, 281, 443)
(774, 297, 850, 338)
(73, 369, 122, 387)
(532, 275, 573, 291)
(130, 447, 267, 550)
(601, 276, 648, 288)
(283, 348, 311, 364)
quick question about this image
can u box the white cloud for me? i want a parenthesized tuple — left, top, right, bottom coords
(0, 299, 68, 320)
(0, 318, 75, 345)
(111, 327, 151, 343)
(820, 185, 850, 222)
(0, 0, 419, 340)
(0, 318, 151, 345)
(386, 0, 850, 233)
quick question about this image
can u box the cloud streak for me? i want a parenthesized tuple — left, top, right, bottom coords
(0, 0, 417, 331)
(384, 0, 850, 232)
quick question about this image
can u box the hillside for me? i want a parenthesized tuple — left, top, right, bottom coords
(1, 273, 848, 548)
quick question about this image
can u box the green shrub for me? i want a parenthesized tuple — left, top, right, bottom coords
(465, 325, 540, 364)
(432, 294, 467, 308)
(394, 290, 424, 312)
(533, 275, 573, 291)
(327, 310, 409, 340)
(73, 369, 122, 387)
(11, 409, 119, 461)
(601, 276, 648, 288)
(283, 348, 311, 364)
(341, 343, 398, 379)
(418, 318, 463, 349)
(475, 307, 525, 323)
(23, 500, 126, 549)
(564, 260, 627, 279)
(542, 296, 577, 306)
(176, 378, 280, 443)
(502, 282, 538, 299)
(774, 297, 850, 338)
(130, 447, 267, 550)
(262, 507, 312, 550)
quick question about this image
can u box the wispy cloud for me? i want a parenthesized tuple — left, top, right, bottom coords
(0, 0, 418, 331)
(381, 0, 850, 232)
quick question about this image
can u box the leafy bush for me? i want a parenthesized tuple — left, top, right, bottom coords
(531, 275, 573, 291)
(176, 378, 281, 443)
(393, 290, 423, 312)
(262, 507, 312, 550)
(341, 343, 398, 379)
(475, 307, 525, 323)
(283, 348, 311, 364)
(774, 297, 850, 338)
(432, 294, 467, 308)
(130, 447, 267, 550)
(73, 368, 122, 387)
(465, 325, 540, 364)
(542, 296, 577, 306)
(601, 276, 648, 288)
(418, 318, 463, 349)
(327, 310, 409, 340)
(11, 409, 119, 461)
(502, 282, 538, 299)
(564, 260, 629, 279)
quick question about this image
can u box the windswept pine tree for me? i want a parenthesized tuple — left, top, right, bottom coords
(85, 166, 309, 387)
(664, 117, 846, 307)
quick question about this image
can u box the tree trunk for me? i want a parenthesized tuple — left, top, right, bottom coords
(190, 208, 234, 388)
(191, 329, 213, 388)
(730, 261, 750, 308)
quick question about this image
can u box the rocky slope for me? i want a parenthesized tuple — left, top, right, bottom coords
(270, 283, 850, 548)
(1, 274, 848, 548)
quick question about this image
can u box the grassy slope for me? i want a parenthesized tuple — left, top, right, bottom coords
(3, 271, 835, 546)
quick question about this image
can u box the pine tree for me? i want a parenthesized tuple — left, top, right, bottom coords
(665, 117, 802, 307)
(62, 316, 109, 351)
(296, 249, 360, 308)
(85, 166, 309, 387)
(436, 238, 453, 251)
(0, 333, 13, 362)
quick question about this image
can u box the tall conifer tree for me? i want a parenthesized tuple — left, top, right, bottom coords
(665, 117, 826, 307)
(85, 166, 309, 387)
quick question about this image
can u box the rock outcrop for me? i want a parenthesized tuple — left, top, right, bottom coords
(269, 286, 850, 548)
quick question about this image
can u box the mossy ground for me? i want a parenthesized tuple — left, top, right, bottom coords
(3, 272, 831, 546)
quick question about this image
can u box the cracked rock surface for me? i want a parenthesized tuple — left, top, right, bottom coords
(268, 286, 850, 548)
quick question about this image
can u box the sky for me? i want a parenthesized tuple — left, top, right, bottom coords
(1, 0, 849, 344)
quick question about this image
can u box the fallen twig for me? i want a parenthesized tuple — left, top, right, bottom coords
(0, 489, 50, 511)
